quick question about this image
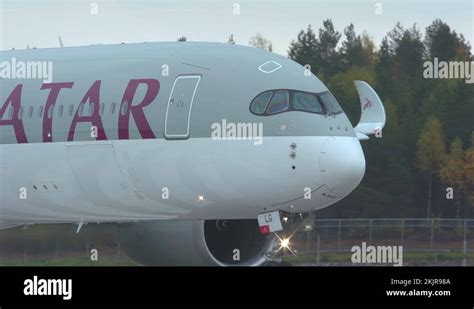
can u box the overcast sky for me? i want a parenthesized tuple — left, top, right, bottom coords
(1, 0, 473, 55)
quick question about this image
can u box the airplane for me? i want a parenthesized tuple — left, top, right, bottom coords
(0, 42, 385, 266)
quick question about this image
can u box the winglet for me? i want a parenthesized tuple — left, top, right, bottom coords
(353, 80, 386, 139)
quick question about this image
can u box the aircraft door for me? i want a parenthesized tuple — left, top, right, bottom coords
(164, 75, 201, 139)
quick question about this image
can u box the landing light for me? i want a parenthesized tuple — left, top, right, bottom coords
(280, 238, 290, 249)
(198, 195, 204, 201)
(273, 234, 298, 259)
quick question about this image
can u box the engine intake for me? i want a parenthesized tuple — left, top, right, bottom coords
(118, 219, 274, 266)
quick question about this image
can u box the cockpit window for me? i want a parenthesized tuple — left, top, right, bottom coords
(318, 92, 342, 114)
(267, 90, 289, 114)
(249, 89, 343, 116)
(293, 92, 323, 113)
(250, 91, 272, 115)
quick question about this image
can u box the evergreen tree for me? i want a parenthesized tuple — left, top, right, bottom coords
(375, 37, 393, 96)
(393, 24, 425, 78)
(425, 19, 458, 60)
(341, 23, 360, 68)
(387, 22, 405, 53)
(317, 19, 341, 76)
(340, 24, 375, 69)
(288, 25, 318, 74)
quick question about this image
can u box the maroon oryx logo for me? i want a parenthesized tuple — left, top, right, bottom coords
(363, 98, 372, 110)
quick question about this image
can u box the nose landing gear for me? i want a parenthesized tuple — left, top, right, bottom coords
(260, 212, 316, 266)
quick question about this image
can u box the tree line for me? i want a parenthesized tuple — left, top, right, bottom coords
(286, 19, 473, 219)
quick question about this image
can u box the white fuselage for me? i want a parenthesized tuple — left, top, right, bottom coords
(0, 42, 365, 228)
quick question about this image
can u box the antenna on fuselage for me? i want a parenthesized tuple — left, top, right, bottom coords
(58, 36, 64, 47)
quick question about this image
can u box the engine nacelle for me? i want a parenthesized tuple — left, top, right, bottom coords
(118, 219, 275, 266)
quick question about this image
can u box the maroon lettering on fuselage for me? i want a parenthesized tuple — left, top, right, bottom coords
(119, 79, 159, 140)
(41, 82, 74, 142)
(0, 84, 28, 143)
(0, 79, 160, 144)
(68, 80, 107, 141)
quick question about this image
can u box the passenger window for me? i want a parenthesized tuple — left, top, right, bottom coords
(38, 106, 44, 118)
(121, 101, 129, 115)
(100, 103, 105, 116)
(68, 104, 74, 117)
(27, 106, 33, 118)
(110, 102, 116, 115)
(58, 105, 64, 117)
(267, 91, 289, 114)
(250, 92, 272, 115)
(319, 92, 342, 114)
(18, 106, 23, 120)
(47, 105, 54, 118)
(79, 104, 85, 116)
(293, 92, 323, 113)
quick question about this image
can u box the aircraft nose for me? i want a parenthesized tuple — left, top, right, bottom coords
(319, 137, 366, 197)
